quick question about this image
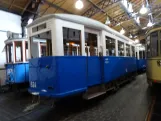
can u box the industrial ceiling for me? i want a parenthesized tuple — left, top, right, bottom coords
(0, 0, 161, 42)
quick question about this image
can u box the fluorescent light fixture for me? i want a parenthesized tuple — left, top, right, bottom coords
(120, 28, 125, 34)
(136, 17, 140, 24)
(139, 4, 148, 14)
(128, 2, 133, 13)
(142, 27, 147, 29)
(75, 0, 84, 10)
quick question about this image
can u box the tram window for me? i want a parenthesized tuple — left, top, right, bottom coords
(105, 36, 115, 56)
(143, 51, 145, 59)
(132, 46, 135, 57)
(118, 41, 124, 56)
(151, 32, 158, 57)
(63, 27, 81, 56)
(30, 31, 51, 58)
(126, 44, 130, 56)
(139, 51, 143, 59)
(136, 52, 138, 59)
(25, 42, 28, 61)
(6, 43, 13, 63)
(85, 32, 98, 56)
(146, 36, 150, 58)
(40, 43, 46, 57)
(15, 41, 23, 62)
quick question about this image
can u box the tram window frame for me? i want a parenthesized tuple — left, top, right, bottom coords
(146, 35, 150, 58)
(150, 31, 158, 57)
(63, 27, 81, 56)
(15, 41, 23, 62)
(85, 32, 98, 56)
(6, 43, 13, 63)
(30, 31, 52, 58)
(126, 44, 130, 57)
(118, 41, 124, 56)
(105, 36, 115, 56)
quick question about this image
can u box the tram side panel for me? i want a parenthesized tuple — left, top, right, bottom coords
(6, 63, 29, 84)
(29, 56, 137, 98)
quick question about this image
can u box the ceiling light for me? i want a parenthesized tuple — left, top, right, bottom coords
(135, 39, 139, 43)
(75, 0, 84, 10)
(120, 28, 125, 34)
(139, 4, 148, 14)
(147, 20, 153, 27)
(105, 16, 111, 25)
(28, 18, 33, 25)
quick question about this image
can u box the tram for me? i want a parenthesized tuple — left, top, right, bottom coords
(27, 14, 144, 99)
(4, 36, 46, 91)
(146, 26, 161, 87)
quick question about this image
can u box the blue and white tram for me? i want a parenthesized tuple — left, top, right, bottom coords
(5, 38, 29, 90)
(4, 38, 46, 91)
(27, 14, 143, 99)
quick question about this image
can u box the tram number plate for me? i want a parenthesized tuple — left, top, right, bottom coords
(157, 60, 161, 66)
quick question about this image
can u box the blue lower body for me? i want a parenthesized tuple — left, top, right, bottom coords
(137, 59, 146, 72)
(28, 56, 137, 98)
(5, 63, 29, 84)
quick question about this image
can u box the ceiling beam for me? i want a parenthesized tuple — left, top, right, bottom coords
(43, 0, 72, 14)
(8, 0, 15, 10)
(21, 0, 32, 15)
(82, 0, 121, 18)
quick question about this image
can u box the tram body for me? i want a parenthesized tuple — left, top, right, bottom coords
(146, 27, 161, 86)
(27, 14, 144, 99)
(4, 38, 46, 89)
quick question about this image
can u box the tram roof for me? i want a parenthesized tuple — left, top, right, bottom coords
(27, 14, 134, 44)
(4, 38, 27, 44)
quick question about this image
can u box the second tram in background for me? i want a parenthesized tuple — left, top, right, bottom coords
(4, 32, 46, 91)
(146, 26, 161, 87)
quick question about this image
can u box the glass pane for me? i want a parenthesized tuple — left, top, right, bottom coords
(25, 42, 28, 61)
(40, 44, 46, 57)
(146, 36, 150, 58)
(126, 44, 130, 56)
(85, 32, 98, 56)
(139, 51, 143, 59)
(30, 31, 51, 58)
(105, 36, 115, 56)
(151, 32, 158, 57)
(15, 41, 22, 62)
(6, 43, 13, 63)
(118, 41, 124, 56)
(132, 46, 135, 57)
(63, 27, 81, 56)
(143, 51, 145, 59)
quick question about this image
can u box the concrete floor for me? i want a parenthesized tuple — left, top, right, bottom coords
(0, 73, 152, 121)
